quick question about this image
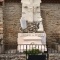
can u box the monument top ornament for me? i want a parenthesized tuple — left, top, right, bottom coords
(21, 0, 41, 4)
(21, 0, 42, 22)
(20, 0, 44, 31)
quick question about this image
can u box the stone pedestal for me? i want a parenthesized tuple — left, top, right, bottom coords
(17, 33, 46, 44)
(17, 33, 47, 52)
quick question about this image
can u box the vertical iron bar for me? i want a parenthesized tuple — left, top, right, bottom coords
(47, 44, 49, 60)
(23, 45, 24, 51)
(44, 44, 45, 52)
(26, 45, 27, 60)
(41, 44, 42, 52)
(57, 44, 58, 53)
(51, 46, 52, 53)
(20, 44, 21, 54)
(16, 44, 17, 54)
(38, 44, 39, 50)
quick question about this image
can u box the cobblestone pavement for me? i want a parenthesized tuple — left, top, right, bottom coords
(0, 53, 60, 60)
(0, 54, 26, 60)
(49, 53, 60, 60)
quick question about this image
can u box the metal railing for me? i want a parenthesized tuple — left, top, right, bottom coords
(47, 43, 60, 53)
(0, 44, 60, 60)
(0, 44, 48, 60)
(0, 44, 47, 54)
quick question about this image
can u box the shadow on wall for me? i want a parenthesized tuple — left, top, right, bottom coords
(52, 32, 60, 44)
(42, 0, 60, 3)
(5, 0, 21, 3)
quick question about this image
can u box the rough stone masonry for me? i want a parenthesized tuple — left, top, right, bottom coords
(0, 0, 60, 46)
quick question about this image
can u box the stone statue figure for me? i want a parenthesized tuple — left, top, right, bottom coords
(20, 17, 27, 29)
(20, 0, 44, 32)
(38, 18, 44, 32)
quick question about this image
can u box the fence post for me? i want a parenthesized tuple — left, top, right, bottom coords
(57, 44, 58, 53)
(26, 45, 27, 60)
(47, 44, 49, 60)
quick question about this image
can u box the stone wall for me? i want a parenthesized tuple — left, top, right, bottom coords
(0, 2, 4, 53)
(3, 2, 60, 45)
(41, 4, 60, 45)
(0, 4, 3, 41)
(3, 2, 22, 44)
(0, 53, 60, 60)
(49, 53, 60, 60)
(0, 54, 26, 60)
(0, 6, 3, 33)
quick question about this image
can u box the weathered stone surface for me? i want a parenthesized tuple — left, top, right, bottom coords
(3, 2, 22, 44)
(0, 6, 3, 44)
(21, 22, 38, 33)
(41, 4, 60, 46)
(0, 7, 3, 29)
(0, 54, 26, 60)
(0, 53, 60, 60)
(3, 2, 60, 46)
(49, 53, 60, 60)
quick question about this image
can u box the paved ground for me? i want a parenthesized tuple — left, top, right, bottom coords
(0, 48, 60, 60)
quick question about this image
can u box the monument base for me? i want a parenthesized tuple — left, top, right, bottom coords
(17, 33, 47, 52)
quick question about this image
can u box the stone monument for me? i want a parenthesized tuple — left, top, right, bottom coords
(17, 0, 47, 52)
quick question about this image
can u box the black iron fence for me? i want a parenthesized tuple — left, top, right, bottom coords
(0, 44, 60, 60)
(0, 44, 48, 60)
(47, 43, 60, 53)
(0, 44, 47, 54)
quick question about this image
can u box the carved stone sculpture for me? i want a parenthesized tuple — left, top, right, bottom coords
(20, 0, 44, 32)
(18, 0, 47, 52)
